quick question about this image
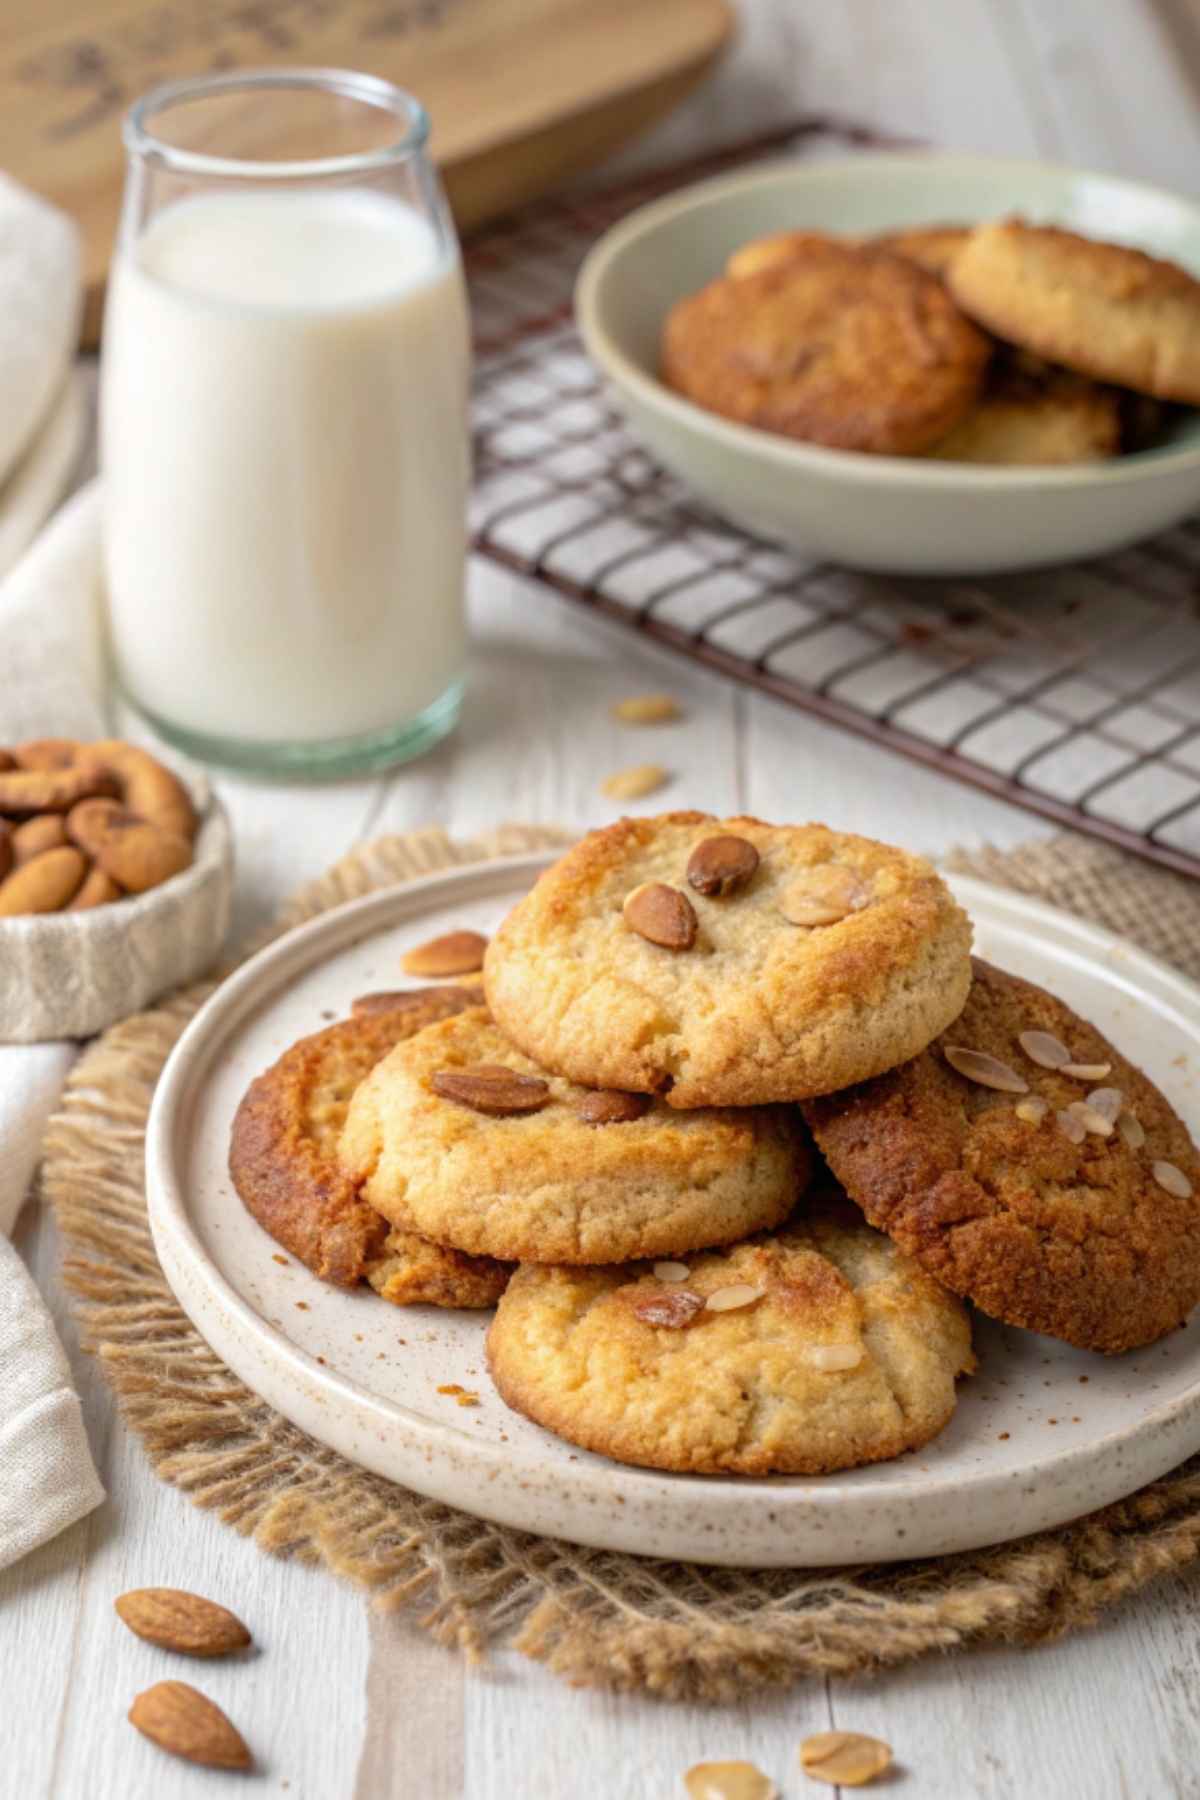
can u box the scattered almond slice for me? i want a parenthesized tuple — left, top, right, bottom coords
(778, 863, 862, 927)
(684, 1760, 778, 1800)
(1153, 1160, 1194, 1198)
(1018, 1029, 1071, 1069)
(401, 929, 488, 978)
(1057, 1108, 1087, 1145)
(1015, 1096, 1049, 1124)
(1067, 1100, 1115, 1137)
(799, 1730, 892, 1787)
(611, 693, 682, 725)
(1059, 1061, 1112, 1081)
(1086, 1086, 1123, 1123)
(705, 1283, 763, 1314)
(601, 763, 669, 801)
(943, 1046, 1028, 1093)
(1118, 1111, 1146, 1149)
(653, 1261, 690, 1282)
(806, 1343, 863, 1372)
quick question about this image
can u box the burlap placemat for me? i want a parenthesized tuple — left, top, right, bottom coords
(40, 823, 1200, 1702)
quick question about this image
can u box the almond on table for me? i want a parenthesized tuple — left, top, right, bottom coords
(127, 1680, 252, 1771)
(115, 1587, 251, 1657)
(600, 762, 670, 801)
(610, 693, 682, 725)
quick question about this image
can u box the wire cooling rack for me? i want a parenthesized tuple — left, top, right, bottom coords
(464, 119, 1200, 879)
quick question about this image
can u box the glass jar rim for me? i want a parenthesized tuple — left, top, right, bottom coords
(124, 67, 431, 180)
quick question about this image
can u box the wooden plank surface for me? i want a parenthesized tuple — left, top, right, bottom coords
(8, 2, 1200, 1795)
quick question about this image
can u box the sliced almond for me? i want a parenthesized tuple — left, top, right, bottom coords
(686, 834, 760, 897)
(431, 1064, 550, 1116)
(1067, 1100, 1115, 1138)
(1153, 1160, 1194, 1198)
(778, 863, 861, 927)
(600, 762, 669, 801)
(1015, 1097, 1049, 1124)
(704, 1283, 762, 1314)
(1057, 1108, 1087, 1145)
(128, 1681, 251, 1770)
(1085, 1087, 1123, 1123)
(799, 1730, 892, 1787)
(633, 1288, 704, 1328)
(1118, 1111, 1146, 1149)
(623, 881, 698, 950)
(401, 929, 488, 978)
(1018, 1029, 1071, 1069)
(653, 1261, 691, 1282)
(684, 1761, 777, 1800)
(943, 1046, 1028, 1093)
(574, 1088, 651, 1125)
(611, 693, 681, 725)
(1060, 1061, 1112, 1081)
(806, 1343, 863, 1372)
(115, 1589, 251, 1658)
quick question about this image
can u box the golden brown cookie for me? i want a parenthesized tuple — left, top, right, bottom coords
(662, 243, 991, 455)
(725, 229, 847, 280)
(486, 1192, 974, 1475)
(805, 959, 1200, 1353)
(948, 218, 1200, 404)
(338, 1003, 805, 1263)
(483, 814, 973, 1108)
(871, 224, 971, 279)
(930, 350, 1122, 464)
(230, 986, 510, 1307)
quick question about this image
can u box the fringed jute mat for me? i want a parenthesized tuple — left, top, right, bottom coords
(40, 824, 1200, 1703)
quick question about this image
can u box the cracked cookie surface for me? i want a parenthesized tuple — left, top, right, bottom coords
(337, 1004, 805, 1263)
(230, 989, 510, 1307)
(486, 1192, 974, 1475)
(483, 813, 973, 1108)
(805, 959, 1200, 1352)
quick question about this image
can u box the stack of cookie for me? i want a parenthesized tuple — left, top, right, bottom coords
(663, 217, 1200, 464)
(230, 813, 1200, 1481)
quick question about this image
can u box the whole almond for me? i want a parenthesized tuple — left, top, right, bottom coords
(686, 834, 760, 897)
(431, 1063, 550, 1116)
(115, 1587, 251, 1657)
(623, 882, 698, 950)
(401, 929, 488, 977)
(13, 736, 81, 771)
(11, 812, 68, 864)
(0, 845, 87, 916)
(68, 865, 124, 911)
(351, 985, 477, 1019)
(128, 1681, 251, 1770)
(575, 1089, 651, 1125)
(611, 693, 681, 725)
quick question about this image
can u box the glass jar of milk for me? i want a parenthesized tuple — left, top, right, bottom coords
(101, 70, 469, 776)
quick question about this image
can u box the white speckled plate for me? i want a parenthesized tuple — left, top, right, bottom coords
(146, 855, 1200, 1567)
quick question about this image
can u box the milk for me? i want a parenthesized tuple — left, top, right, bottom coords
(101, 189, 469, 744)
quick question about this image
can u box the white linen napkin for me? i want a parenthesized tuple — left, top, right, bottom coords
(0, 485, 107, 1567)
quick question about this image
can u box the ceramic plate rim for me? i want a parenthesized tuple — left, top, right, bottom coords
(146, 853, 1200, 1566)
(575, 149, 1200, 492)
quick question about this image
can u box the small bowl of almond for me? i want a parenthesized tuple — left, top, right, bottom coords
(0, 736, 233, 1041)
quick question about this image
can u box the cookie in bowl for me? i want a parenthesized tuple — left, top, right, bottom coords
(230, 986, 510, 1307)
(486, 1189, 975, 1475)
(483, 814, 973, 1108)
(337, 1002, 806, 1264)
(805, 958, 1200, 1353)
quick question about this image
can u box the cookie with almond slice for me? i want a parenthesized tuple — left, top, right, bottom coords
(805, 958, 1200, 1352)
(486, 1192, 973, 1475)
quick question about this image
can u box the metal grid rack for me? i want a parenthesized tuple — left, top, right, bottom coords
(464, 119, 1200, 880)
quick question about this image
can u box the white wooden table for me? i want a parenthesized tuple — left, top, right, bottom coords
(8, 4, 1200, 1795)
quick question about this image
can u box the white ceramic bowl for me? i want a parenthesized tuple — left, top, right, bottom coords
(575, 152, 1200, 575)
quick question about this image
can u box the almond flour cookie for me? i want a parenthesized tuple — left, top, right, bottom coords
(338, 1004, 805, 1264)
(230, 987, 510, 1307)
(725, 228, 847, 280)
(871, 225, 970, 280)
(930, 351, 1122, 465)
(948, 219, 1200, 405)
(806, 959, 1200, 1353)
(662, 243, 991, 455)
(486, 1194, 974, 1475)
(483, 814, 973, 1108)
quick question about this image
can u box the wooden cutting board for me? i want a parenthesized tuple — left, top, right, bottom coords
(2, 0, 732, 344)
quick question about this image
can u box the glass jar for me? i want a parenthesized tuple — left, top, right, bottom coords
(101, 68, 469, 777)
